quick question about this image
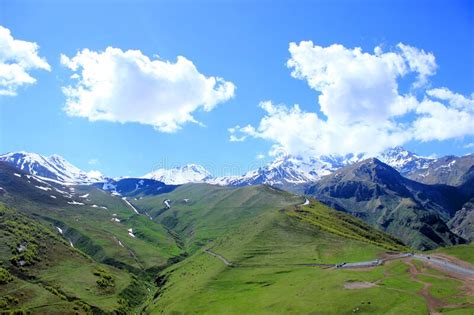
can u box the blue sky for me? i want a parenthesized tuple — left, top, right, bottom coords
(0, 0, 473, 177)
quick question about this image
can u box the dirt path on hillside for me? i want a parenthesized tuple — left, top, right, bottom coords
(405, 259, 443, 315)
(404, 258, 474, 315)
(204, 249, 235, 266)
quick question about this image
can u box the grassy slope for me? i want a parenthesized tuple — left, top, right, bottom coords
(0, 168, 183, 272)
(133, 184, 303, 253)
(148, 201, 430, 314)
(0, 204, 142, 314)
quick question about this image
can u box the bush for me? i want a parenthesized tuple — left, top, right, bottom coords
(0, 295, 19, 310)
(0, 267, 13, 285)
(94, 268, 115, 289)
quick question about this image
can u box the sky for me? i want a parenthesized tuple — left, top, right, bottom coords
(0, 0, 473, 177)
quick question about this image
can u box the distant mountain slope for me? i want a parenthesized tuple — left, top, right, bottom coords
(143, 164, 212, 185)
(210, 154, 363, 191)
(0, 151, 104, 184)
(448, 199, 474, 241)
(97, 178, 178, 197)
(211, 148, 471, 190)
(306, 158, 466, 250)
(405, 154, 474, 186)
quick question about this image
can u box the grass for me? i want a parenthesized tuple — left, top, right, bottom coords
(148, 201, 424, 314)
(378, 261, 423, 293)
(134, 184, 303, 254)
(0, 164, 184, 274)
(0, 204, 149, 313)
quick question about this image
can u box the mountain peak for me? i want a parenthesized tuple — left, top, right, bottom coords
(143, 163, 212, 185)
(378, 146, 434, 175)
(0, 151, 104, 184)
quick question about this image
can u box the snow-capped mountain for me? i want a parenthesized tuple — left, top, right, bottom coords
(210, 148, 440, 188)
(378, 146, 435, 175)
(0, 152, 104, 185)
(210, 154, 364, 187)
(143, 164, 212, 185)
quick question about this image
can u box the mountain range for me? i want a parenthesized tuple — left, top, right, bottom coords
(1, 147, 459, 188)
(1, 148, 473, 249)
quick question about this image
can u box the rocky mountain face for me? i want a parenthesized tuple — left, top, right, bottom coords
(448, 199, 474, 242)
(305, 158, 468, 250)
(404, 154, 474, 186)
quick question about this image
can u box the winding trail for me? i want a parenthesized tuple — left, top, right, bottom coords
(203, 249, 234, 266)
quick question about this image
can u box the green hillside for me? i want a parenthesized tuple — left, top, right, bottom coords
(0, 164, 183, 272)
(133, 184, 303, 253)
(148, 200, 473, 314)
(0, 204, 147, 314)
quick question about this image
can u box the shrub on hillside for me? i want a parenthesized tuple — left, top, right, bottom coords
(0, 267, 13, 285)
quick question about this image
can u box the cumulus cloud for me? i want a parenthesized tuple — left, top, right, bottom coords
(61, 47, 235, 132)
(0, 25, 50, 96)
(230, 41, 473, 157)
(426, 87, 474, 111)
(413, 98, 474, 141)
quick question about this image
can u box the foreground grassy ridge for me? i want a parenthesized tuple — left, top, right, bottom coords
(0, 204, 149, 313)
(134, 184, 303, 253)
(148, 205, 423, 314)
(149, 201, 474, 314)
(290, 201, 407, 252)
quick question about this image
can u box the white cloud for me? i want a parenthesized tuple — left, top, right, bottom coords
(230, 41, 473, 157)
(0, 25, 50, 96)
(413, 98, 474, 141)
(61, 47, 235, 132)
(464, 143, 474, 149)
(397, 43, 436, 88)
(426, 87, 474, 111)
(255, 153, 266, 160)
(231, 101, 411, 157)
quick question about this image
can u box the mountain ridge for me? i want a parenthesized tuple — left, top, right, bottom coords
(2, 148, 472, 188)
